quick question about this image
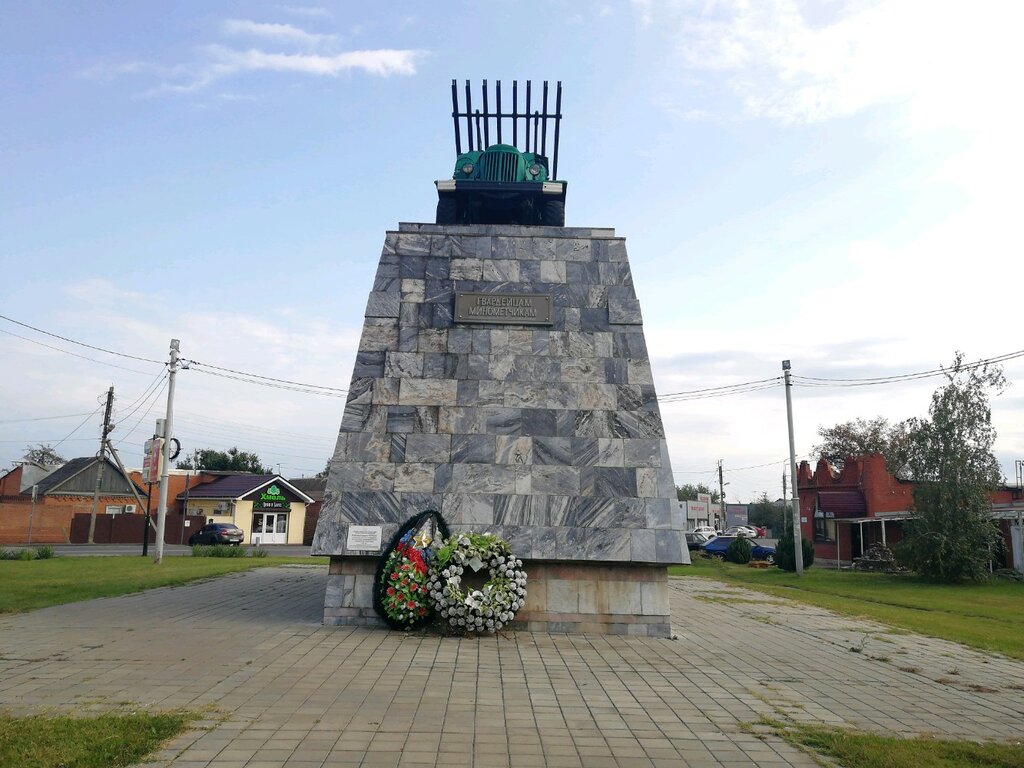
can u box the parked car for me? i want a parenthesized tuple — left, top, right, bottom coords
(690, 525, 719, 537)
(701, 536, 776, 561)
(686, 531, 715, 551)
(723, 525, 759, 538)
(188, 523, 244, 546)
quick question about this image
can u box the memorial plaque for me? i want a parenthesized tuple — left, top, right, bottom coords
(346, 525, 383, 551)
(455, 292, 552, 325)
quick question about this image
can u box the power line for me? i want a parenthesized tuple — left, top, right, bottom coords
(792, 349, 1024, 387)
(0, 412, 95, 425)
(114, 377, 169, 447)
(0, 314, 164, 364)
(51, 405, 105, 452)
(185, 360, 348, 396)
(0, 327, 161, 375)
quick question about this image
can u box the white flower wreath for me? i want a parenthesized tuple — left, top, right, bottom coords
(426, 532, 527, 633)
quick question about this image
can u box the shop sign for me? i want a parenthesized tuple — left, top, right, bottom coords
(254, 483, 291, 511)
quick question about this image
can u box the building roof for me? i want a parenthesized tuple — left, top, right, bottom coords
(33, 456, 143, 496)
(288, 477, 326, 501)
(177, 474, 314, 503)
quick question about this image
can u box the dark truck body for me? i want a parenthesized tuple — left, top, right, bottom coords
(436, 80, 566, 227)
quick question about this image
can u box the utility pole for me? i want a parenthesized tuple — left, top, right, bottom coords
(88, 386, 115, 544)
(782, 472, 788, 533)
(154, 339, 180, 564)
(782, 360, 804, 575)
(717, 460, 726, 528)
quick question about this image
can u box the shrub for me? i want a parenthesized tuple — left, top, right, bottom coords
(775, 525, 815, 571)
(726, 537, 753, 564)
(16, 549, 35, 561)
(35, 545, 55, 560)
(0, 548, 15, 560)
(250, 547, 268, 558)
(192, 544, 246, 558)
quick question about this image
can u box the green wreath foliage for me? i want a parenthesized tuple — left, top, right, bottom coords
(373, 510, 450, 630)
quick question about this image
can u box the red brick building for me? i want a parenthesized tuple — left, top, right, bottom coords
(798, 453, 1023, 570)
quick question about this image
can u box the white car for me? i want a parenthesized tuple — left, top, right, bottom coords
(690, 525, 719, 538)
(723, 525, 758, 538)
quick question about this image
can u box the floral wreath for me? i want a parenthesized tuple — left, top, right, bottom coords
(373, 510, 450, 630)
(426, 532, 528, 633)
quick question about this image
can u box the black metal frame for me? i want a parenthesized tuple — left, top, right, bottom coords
(451, 79, 563, 180)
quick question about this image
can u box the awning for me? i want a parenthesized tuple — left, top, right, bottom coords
(817, 490, 866, 518)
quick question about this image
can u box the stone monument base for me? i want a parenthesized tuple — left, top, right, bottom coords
(323, 556, 671, 637)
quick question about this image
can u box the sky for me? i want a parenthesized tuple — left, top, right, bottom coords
(2, 1, 1024, 504)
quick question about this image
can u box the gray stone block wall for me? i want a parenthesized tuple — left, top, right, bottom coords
(312, 223, 690, 566)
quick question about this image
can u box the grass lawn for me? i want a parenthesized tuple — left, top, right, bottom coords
(0, 710, 196, 768)
(0, 555, 324, 614)
(670, 557, 1024, 659)
(756, 719, 1024, 768)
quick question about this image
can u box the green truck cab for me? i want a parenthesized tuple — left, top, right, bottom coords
(436, 80, 566, 227)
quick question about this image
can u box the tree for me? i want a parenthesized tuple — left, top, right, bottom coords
(176, 447, 271, 474)
(726, 537, 753, 564)
(747, 491, 786, 534)
(315, 460, 331, 479)
(775, 521, 815, 571)
(811, 417, 913, 476)
(676, 483, 721, 503)
(897, 353, 1005, 582)
(22, 443, 65, 465)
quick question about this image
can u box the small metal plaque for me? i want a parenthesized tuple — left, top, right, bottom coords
(346, 525, 383, 551)
(455, 292, 553, 325)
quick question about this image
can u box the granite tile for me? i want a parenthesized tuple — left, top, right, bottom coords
(520, 408, 556, 437)
(433, 463, 452, 493)
(386, 406, 417, 433)
(394, 463, 436, 492)
(533, 436, 571, 465)
(372, 378, 401, 405)
(624, 439, 662, 467)
(443, 493, 496, 525)
(398, 379, 457, 406)
(532, 466, 580, 495)
(483, 407, 522, 435)
(385, 352, 423, 379)
(580, 467, 638, 498)
(365, 292, 401, 318)
(451, 434, 495, 464)
(452, 464, 516, 493)
(495, 436, 532, 465)
(404, 433, 452, 463)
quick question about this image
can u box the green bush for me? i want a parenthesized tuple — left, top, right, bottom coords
(726, 537, 753, 564)
(250, 547, 268, 558)
(35, 545, 54, 560)
(775, 525, 815, 571)
(191, 544, 246, 557)
(16, 549, 35, 561)
(0, 548, 15, 560)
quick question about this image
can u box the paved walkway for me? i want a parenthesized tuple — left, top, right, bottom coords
(1, 568, 1022, 767)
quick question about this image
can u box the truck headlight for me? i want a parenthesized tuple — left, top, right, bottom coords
(528, 164, 541, 177)
(461, 163, 475, 175)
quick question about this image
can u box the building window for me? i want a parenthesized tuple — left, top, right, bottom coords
(814, 510, 836, 542)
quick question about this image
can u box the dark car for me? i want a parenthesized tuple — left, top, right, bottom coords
(701, 535, 776, 561)
(188, 523, 244, 546)
(686, 531, 715, 551)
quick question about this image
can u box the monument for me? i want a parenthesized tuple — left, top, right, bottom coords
(312, 81, 689, 637)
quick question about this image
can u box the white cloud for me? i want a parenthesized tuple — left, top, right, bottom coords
(222, 18, 336, 46)
(643, 1, 1024, 129)
(87, 15, 423, 95)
